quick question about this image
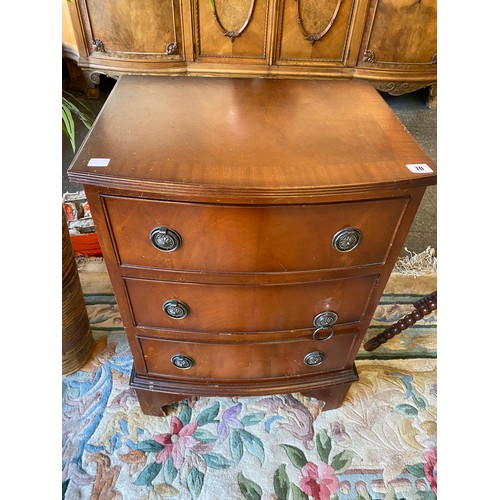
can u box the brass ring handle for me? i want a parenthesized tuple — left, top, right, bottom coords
(313, 326, 334, 341)
(150, 226, 182, 252)
(332, 227, 362, 252)
(171, 354, 194, 370)
(163, 300, 190, 319)
(313, 311, 338, 328)
(303, 351, 326, 366)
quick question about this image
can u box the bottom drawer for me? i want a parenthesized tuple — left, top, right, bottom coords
(138, 332, 358, 380)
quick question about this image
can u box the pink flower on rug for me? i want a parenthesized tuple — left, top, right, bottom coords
(424, 448, 437, 493)
(300, 461, 339, 500)
(152, 416, 198, 469)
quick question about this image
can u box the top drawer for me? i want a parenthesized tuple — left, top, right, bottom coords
(102, 195, 408, 273)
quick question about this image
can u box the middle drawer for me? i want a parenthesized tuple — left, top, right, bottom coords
(123, 274, 379, 333)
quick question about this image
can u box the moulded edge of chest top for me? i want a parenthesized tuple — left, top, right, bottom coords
(78, 178, 434, 206)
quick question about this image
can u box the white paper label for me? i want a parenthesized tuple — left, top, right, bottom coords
(88, 158, 110, 167)
(406, 163, 433, 173)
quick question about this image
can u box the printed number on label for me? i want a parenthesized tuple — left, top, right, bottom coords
(406, 163, 433, 174)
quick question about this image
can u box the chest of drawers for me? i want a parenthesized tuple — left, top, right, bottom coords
(68, 75, 436, 416)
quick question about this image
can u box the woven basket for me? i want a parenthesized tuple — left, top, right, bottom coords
(62, 208, 94, 375)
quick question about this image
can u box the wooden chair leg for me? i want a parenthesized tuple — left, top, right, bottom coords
(364, 291, 437, 352)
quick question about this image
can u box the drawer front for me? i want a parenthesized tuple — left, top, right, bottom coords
(124, 275, 378, 332)
(139, 332, 358, 380)
(103, 195, 408, 273)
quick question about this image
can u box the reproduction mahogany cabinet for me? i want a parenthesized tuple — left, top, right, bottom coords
(67, 76, 436, 416)
(62, 0, 437, 106)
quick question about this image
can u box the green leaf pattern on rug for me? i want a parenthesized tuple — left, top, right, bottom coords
(281, 444, 308, 469)
(63, 329, 438, 499)
(273, 464, 290, 500)
(239, 429, 265, 465)
(163, 455, 177, 485)
(406, 462, 426, 478)
(230, 428, 244, 463)
(394, 403, 419, 416)
(238, 471, 263, 500)
(291, 482, 309, 500)
(134, 461, 162, 486)
(187, 466, 204, 499)
(316, 429, 332, 463)
(331, 450, 356, 474)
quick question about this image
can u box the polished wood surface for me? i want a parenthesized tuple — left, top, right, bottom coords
(132, 366, 359, 415)
(195, 0, 269, 61)
(139, 332, 357, 379)
(358, 0, 436, 68)
(276, 0, 360, 65)
(68, 77, 436, 199)
(355, 0, 437, 106)
(68, 77, 436, 414)
(124, 274, 377, 332)
(103, 195, 409, 272)
(72, 0, 183, 60)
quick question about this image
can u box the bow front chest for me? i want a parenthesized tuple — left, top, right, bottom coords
(68, 76, 436, 415)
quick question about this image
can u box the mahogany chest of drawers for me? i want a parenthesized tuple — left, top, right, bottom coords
(68, 75, 436, 416)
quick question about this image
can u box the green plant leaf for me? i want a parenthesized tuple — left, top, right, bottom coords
(208, 0, 216, 12)
(291, 484, 308, 500)
(163, 456, 177, 485)
(394, 404, 419, 416)
(316, 429, 332, 464)
(203, 453, 232, 469)
(134, 461, 162, 486)
(273, 464, 290, 500)
(136, 439, 164, 453)
(241, 412, 265, 426)
(187, 466, 205, 499)
(197, 402, 220, 426)
(406, 462, 426, 478)
(192, 429, 218, 443)
(178, 402, 192, 426)
(281, 444, 307, 469)
(231, 429, 244, 464)
(62, 91, 93, 128)
(240, 429, 265, 464)
(62, 103, 75, 152)
(238, 472, 263, 500)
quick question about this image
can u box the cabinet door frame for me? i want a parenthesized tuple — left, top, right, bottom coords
(273, 0, 369, 68)
(71, 0, 186, 63)
(192, 0, 274, 65)
(357, 0, 437, 70)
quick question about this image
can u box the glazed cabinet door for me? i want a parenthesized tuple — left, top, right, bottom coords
(357, 0, 437, 70)
(75, 0, 184, 61)
(275, 0, 368, 67)
(193, 0, 272, 65)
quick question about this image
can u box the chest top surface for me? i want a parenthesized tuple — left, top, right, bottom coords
(68, 76, 436, 201)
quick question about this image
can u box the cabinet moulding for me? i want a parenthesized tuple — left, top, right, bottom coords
(209, 0, 256, 43)
(296, 0, 343, 45)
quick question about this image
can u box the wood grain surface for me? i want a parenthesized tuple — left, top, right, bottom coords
(68, 76, 436, 200)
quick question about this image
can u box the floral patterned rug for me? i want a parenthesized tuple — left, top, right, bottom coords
(63, 264, 437, 500)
